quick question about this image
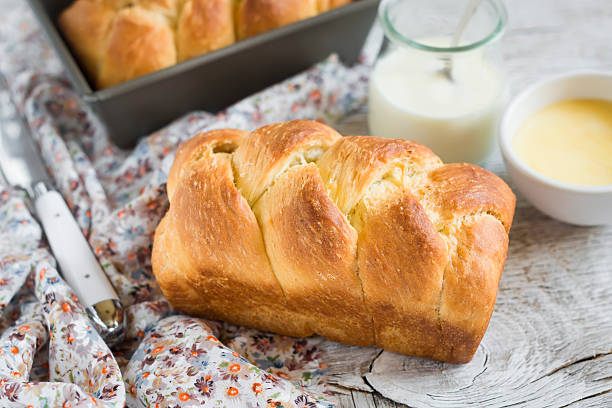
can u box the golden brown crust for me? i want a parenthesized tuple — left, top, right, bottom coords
(58, 0, 116, 81)
(236, 0, 317, 40)
(317, 136, 443, 214)
(232, 120, 341, 205)
(59, 0, 354, 88)
(439, 214, 509, 363)
(156, 138, 310, 335)
(167, 128, 248, 200)
(152, 120, 516, 363)
(98, 6, 177, 89)
(356, 188, 448, 359)
(426, 163, 516, 232)
(177, 0, 235, 62)
(255, 164, 373, 345)
(152, 214, 205, 313)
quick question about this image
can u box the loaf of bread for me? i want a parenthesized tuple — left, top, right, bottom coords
(58, 0, 353, 89)
(152, 120, 515, 363)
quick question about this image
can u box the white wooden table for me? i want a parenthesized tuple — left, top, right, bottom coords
(327, 0, 612, 406)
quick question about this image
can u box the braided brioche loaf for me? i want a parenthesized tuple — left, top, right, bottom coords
(152, 120, 515, 363)
(58, 0, 352, 89)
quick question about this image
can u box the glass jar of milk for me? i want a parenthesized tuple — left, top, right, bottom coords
(369, 0, 508, 164)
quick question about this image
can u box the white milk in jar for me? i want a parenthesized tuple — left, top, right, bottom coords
(369, 40, 504, 164)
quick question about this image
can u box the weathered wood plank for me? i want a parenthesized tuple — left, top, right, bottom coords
(371, 393, 407, 408)
(564, 390, 612, 407)
(324, 342, 380, 392)
(335, 392, 356, 408)
(350, 391, 378, 408)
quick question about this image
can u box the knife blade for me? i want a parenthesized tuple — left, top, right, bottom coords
(0, 74, 125, 346)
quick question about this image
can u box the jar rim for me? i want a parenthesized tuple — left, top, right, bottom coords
(378, 0, 508, 53)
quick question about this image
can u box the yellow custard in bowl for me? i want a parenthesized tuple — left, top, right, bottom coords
(513, 99, 612, 186)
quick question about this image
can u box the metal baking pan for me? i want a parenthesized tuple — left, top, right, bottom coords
(26, 0, 379, 148)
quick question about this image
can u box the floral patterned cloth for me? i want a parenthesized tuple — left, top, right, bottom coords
(0, 1, 376, 407)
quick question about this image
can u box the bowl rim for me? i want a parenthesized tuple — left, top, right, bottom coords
(500, 70, 612, 195)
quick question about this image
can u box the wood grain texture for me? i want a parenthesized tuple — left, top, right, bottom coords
(327, 0, 612, 406)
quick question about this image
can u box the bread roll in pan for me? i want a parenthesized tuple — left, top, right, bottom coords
(27, 0, 379, 148)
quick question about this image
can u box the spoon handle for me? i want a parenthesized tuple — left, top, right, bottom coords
(442, 0, 484, 80)
(451, 0, 485, 47)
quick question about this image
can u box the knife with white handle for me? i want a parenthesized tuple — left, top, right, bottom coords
(0, 74, 125, 346)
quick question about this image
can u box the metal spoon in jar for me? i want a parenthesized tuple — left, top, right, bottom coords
(440, 0, 484, 81)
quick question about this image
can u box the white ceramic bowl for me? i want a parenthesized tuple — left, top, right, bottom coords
(500, 71, 612, 226)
